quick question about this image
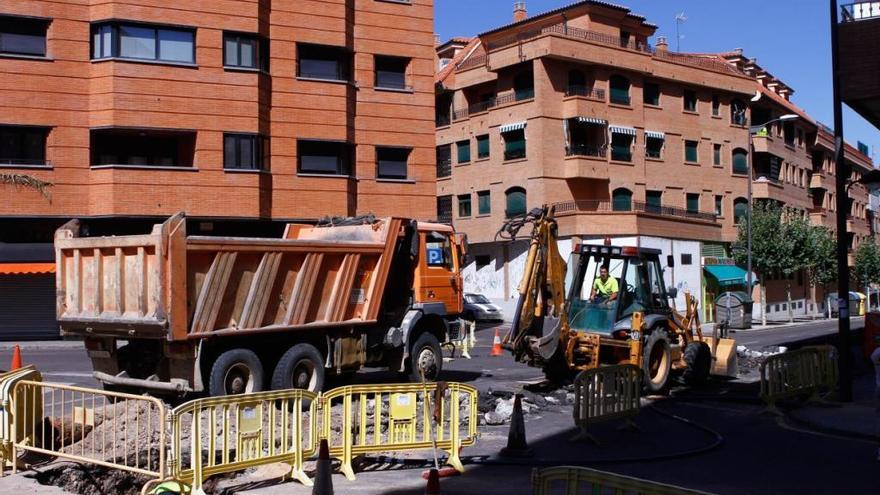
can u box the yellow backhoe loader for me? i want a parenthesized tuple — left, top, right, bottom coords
(498, 206, 737, 392)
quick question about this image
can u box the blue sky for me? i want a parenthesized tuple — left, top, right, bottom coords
(435, 0, 879, 164)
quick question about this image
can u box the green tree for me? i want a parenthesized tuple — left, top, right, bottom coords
(733, 201, 785, 325)
(806, 227, 837, 318)
(1, 173, 52, 199)
(778, 212, 815, 323)
(854, 240, 880, 310)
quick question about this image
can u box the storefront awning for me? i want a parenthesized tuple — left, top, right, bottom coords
(609, 125, 637, 136)
(645, 130, 665, 139)
(500, 122, 527, 133)
(0, 262, 55, 275)
(704, 264, 756, 288)
(576, 117, 607, 125)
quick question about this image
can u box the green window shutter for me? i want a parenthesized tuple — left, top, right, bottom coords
(646, 191, 662, 213)
(612, 189, 632, 211)
(732, 149, 748, 174)
(506, 189, 526, 217)
(611, 134, 632, 161)
(478, 190, 491, 215)
(685, 141, 698, 162)
(687, 193, 699, 213)
(504, 131, 526, 160)
(457, 141, 470, 163)
(477, 135, 490, 158)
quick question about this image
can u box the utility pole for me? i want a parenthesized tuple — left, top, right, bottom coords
(675, 13, 687, 52)
(830, 0, 853, 402)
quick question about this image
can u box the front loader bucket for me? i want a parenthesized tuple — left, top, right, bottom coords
(703, 336, 738, 378)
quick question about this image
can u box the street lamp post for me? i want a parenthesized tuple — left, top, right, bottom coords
(745, 107, 799, 324)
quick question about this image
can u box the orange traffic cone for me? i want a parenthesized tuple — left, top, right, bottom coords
(490, 329, 503, 357)
(424, 468, 441, 495)
(312, 439, 333, 495)
(10, 344, 22, 370)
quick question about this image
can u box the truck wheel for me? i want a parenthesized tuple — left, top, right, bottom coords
(407, 332, 443, 382)
(642, 331, 671, 394)
(683, 341, 712, 386)
(209, 349, 264, 396)
(271, 343, 325, 394)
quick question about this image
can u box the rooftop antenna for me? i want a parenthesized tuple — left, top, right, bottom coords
(675, 12, 687, 52)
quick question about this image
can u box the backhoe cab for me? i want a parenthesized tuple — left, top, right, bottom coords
(501, 206, 737, 393)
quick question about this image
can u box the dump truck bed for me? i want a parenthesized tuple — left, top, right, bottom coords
(55, 214, 405, 341)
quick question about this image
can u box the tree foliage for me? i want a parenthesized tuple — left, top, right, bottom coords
(854, 240, 880, 288)
(807, 227, 837, 289)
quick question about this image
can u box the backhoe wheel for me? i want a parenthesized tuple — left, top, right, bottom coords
(271, 343, 325, 394)
(209, 348, 264, 397)
(642, 331, 671, 394)
(407, 332, 443, 382)
(683, 341, 712, 386)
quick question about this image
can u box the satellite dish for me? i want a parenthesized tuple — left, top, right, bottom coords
(750, 90, 762, 103)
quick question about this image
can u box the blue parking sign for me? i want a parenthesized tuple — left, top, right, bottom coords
(427, 247, 444, 265)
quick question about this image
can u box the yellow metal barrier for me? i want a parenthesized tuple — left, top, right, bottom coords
(571, 364, 641, 444)
(169, 388, 319, 494)
(0, 366, 42, 471)
(320, 381, 478, 480)
(7, 379, 168, 491)
(532, 466, 715, 495)
(760, 345, 838, 414)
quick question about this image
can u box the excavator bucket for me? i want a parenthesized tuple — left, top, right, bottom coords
(703, 336, 738, 378)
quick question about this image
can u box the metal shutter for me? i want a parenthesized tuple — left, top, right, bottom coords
(0, 274, 59, 341)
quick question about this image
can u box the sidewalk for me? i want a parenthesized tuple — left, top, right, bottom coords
(0, 339, 82, 351)
(786, 372, 879, 442)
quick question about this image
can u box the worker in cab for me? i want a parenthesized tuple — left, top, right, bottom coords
(590, 266, 619, 304)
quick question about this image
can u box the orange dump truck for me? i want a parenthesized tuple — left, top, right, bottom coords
(54, 213, 467, 396)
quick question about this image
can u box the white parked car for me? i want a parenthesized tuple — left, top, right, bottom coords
(463, 293, 504, 322)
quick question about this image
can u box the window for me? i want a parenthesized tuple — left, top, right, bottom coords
(732, 148, 749, 175)
(568, 69, 586, 95)
(730, 99, 747, 126)
(683, 90, 697, 112)
(783, 122, 795, 146)
(223, 133, 265, 170)
(376, 147, 410, 179)
(224, 32, 266, 70)
(436, 144, 451, 178)
(646, 190, 662, 214)
(91, 128, 195, 167)
(796, 128, 805, 147)
(643, 82, 660, 106)
(685, 140, 699, 163)
(425, 232, 452, 269)
(476, 135, 490, 159)
(456, 140, 470, 164)
(0, 125, 48, 165)
(715, 195, 723, 216)
(611, 130, 634, 162)
(505, 187, 526, 217)
(91, 22, 195, 63)
(375, 55, 409, 90)
(297, 43, 350, 81)
(437, 195, 452, 224)
(734, 197, 748, 224)
(503, 129, 526, 160)
(458, 194, 472, 218)
(686, 193, 700, 214)
(646, 136, 664, 159)
(513, 70, 534, 100)
(612, 188, 632, 212)
(477, 190, 491, 215)
(297, 140, 352, 175)
(0, 15, 49, 57)
(610, 75, 631, 105)
(711, 94, 720, 116)
(681, 254, 693, 265)
(713, 144, 722, 166)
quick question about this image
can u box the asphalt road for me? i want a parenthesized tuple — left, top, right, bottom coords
(731, 316, 865, 349)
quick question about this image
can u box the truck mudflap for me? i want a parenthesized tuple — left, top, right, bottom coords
(93, 371, 192, 394)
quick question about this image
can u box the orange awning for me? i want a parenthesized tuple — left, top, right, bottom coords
(0, 262, 56, 275)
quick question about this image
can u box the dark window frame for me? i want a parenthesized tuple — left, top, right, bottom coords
(505, 187, 527, 218)
(0, 15, 50, 57)
(646, 190, 662, 213)
(611, 132, 633, 162)
(643, 81, 661, 106)
(90, 21, 196, 64)
(732, 147, 749, 175)
(612, 188, 633, 212)
(477, 190, 491, 215)
(374, 54, 410, 90)
(375, 146, 411, 180)
(502, 129, 526, 161)
(456, 140, 471, 164)
(645, 136, 664, 159)
(711, 94, 720, 116)
(457, 193, 472, 218)
(683, 89, 698, 112)
(686, 193, 700, 214)
(297, 139, 353, 176)
(0, 124, 50, 166)
(685, 140, 699, 163)
(223, 31, 268, 71)
(223, 133, 266, 171)
(90, 127, 196, 168)
(609, 75, 631, 105)
(296, 42, 351, 82)
(476, 134, 490, 159)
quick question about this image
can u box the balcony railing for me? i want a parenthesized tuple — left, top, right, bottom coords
(451, 90, 530, 120)
(565, 85, 606, 100)
(841, 2, 880, 21)
(455, 53, 487, 71)
(554, 200, 717, 222)
(566, 144, 606, 158)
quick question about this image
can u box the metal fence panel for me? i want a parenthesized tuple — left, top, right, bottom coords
(571, 364, 641, 444)
(532, 466, 715, 495)
(759, 345, 838, 413)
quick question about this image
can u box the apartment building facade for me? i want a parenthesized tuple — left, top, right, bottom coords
(436, 1, 877, 322)
(0, 0, 436, 339)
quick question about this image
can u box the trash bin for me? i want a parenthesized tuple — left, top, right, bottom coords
(865, 312, 880, 360)
(715, 291, 753, 329)
(854, 292, 867, 316)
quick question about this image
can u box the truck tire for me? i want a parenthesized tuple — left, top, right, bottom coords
(407, 332, 443, 382)
(683, 341, 712, 386)
(642, 330, 671, 394)
(208, 349, 264, 396)
(271, 343, 325, 394)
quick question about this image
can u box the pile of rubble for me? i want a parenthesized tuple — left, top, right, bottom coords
(736, 345, 787, 377)
(478, 386, 575, 425)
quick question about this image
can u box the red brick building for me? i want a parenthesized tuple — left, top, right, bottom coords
(0, 0, 436, 339)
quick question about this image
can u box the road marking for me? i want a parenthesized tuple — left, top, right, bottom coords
(43, 372, 95, 378)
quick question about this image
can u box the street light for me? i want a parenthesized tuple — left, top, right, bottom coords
(745, 96, 799, 323)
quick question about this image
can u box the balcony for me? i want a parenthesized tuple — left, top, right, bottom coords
(839, 3, 880, 128)
(553, 200, 721, 241)
(565, 85, 606, 100)
(751, 134, 790, 158)
(809, 207, 829, 227)
(564, 146, 608, 179)
(555, 200, 716, 222)
(809, 171, 830, 190)
(451, 91, 533, 121)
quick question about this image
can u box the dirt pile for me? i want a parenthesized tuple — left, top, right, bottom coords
(33, 463, 152, 495)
